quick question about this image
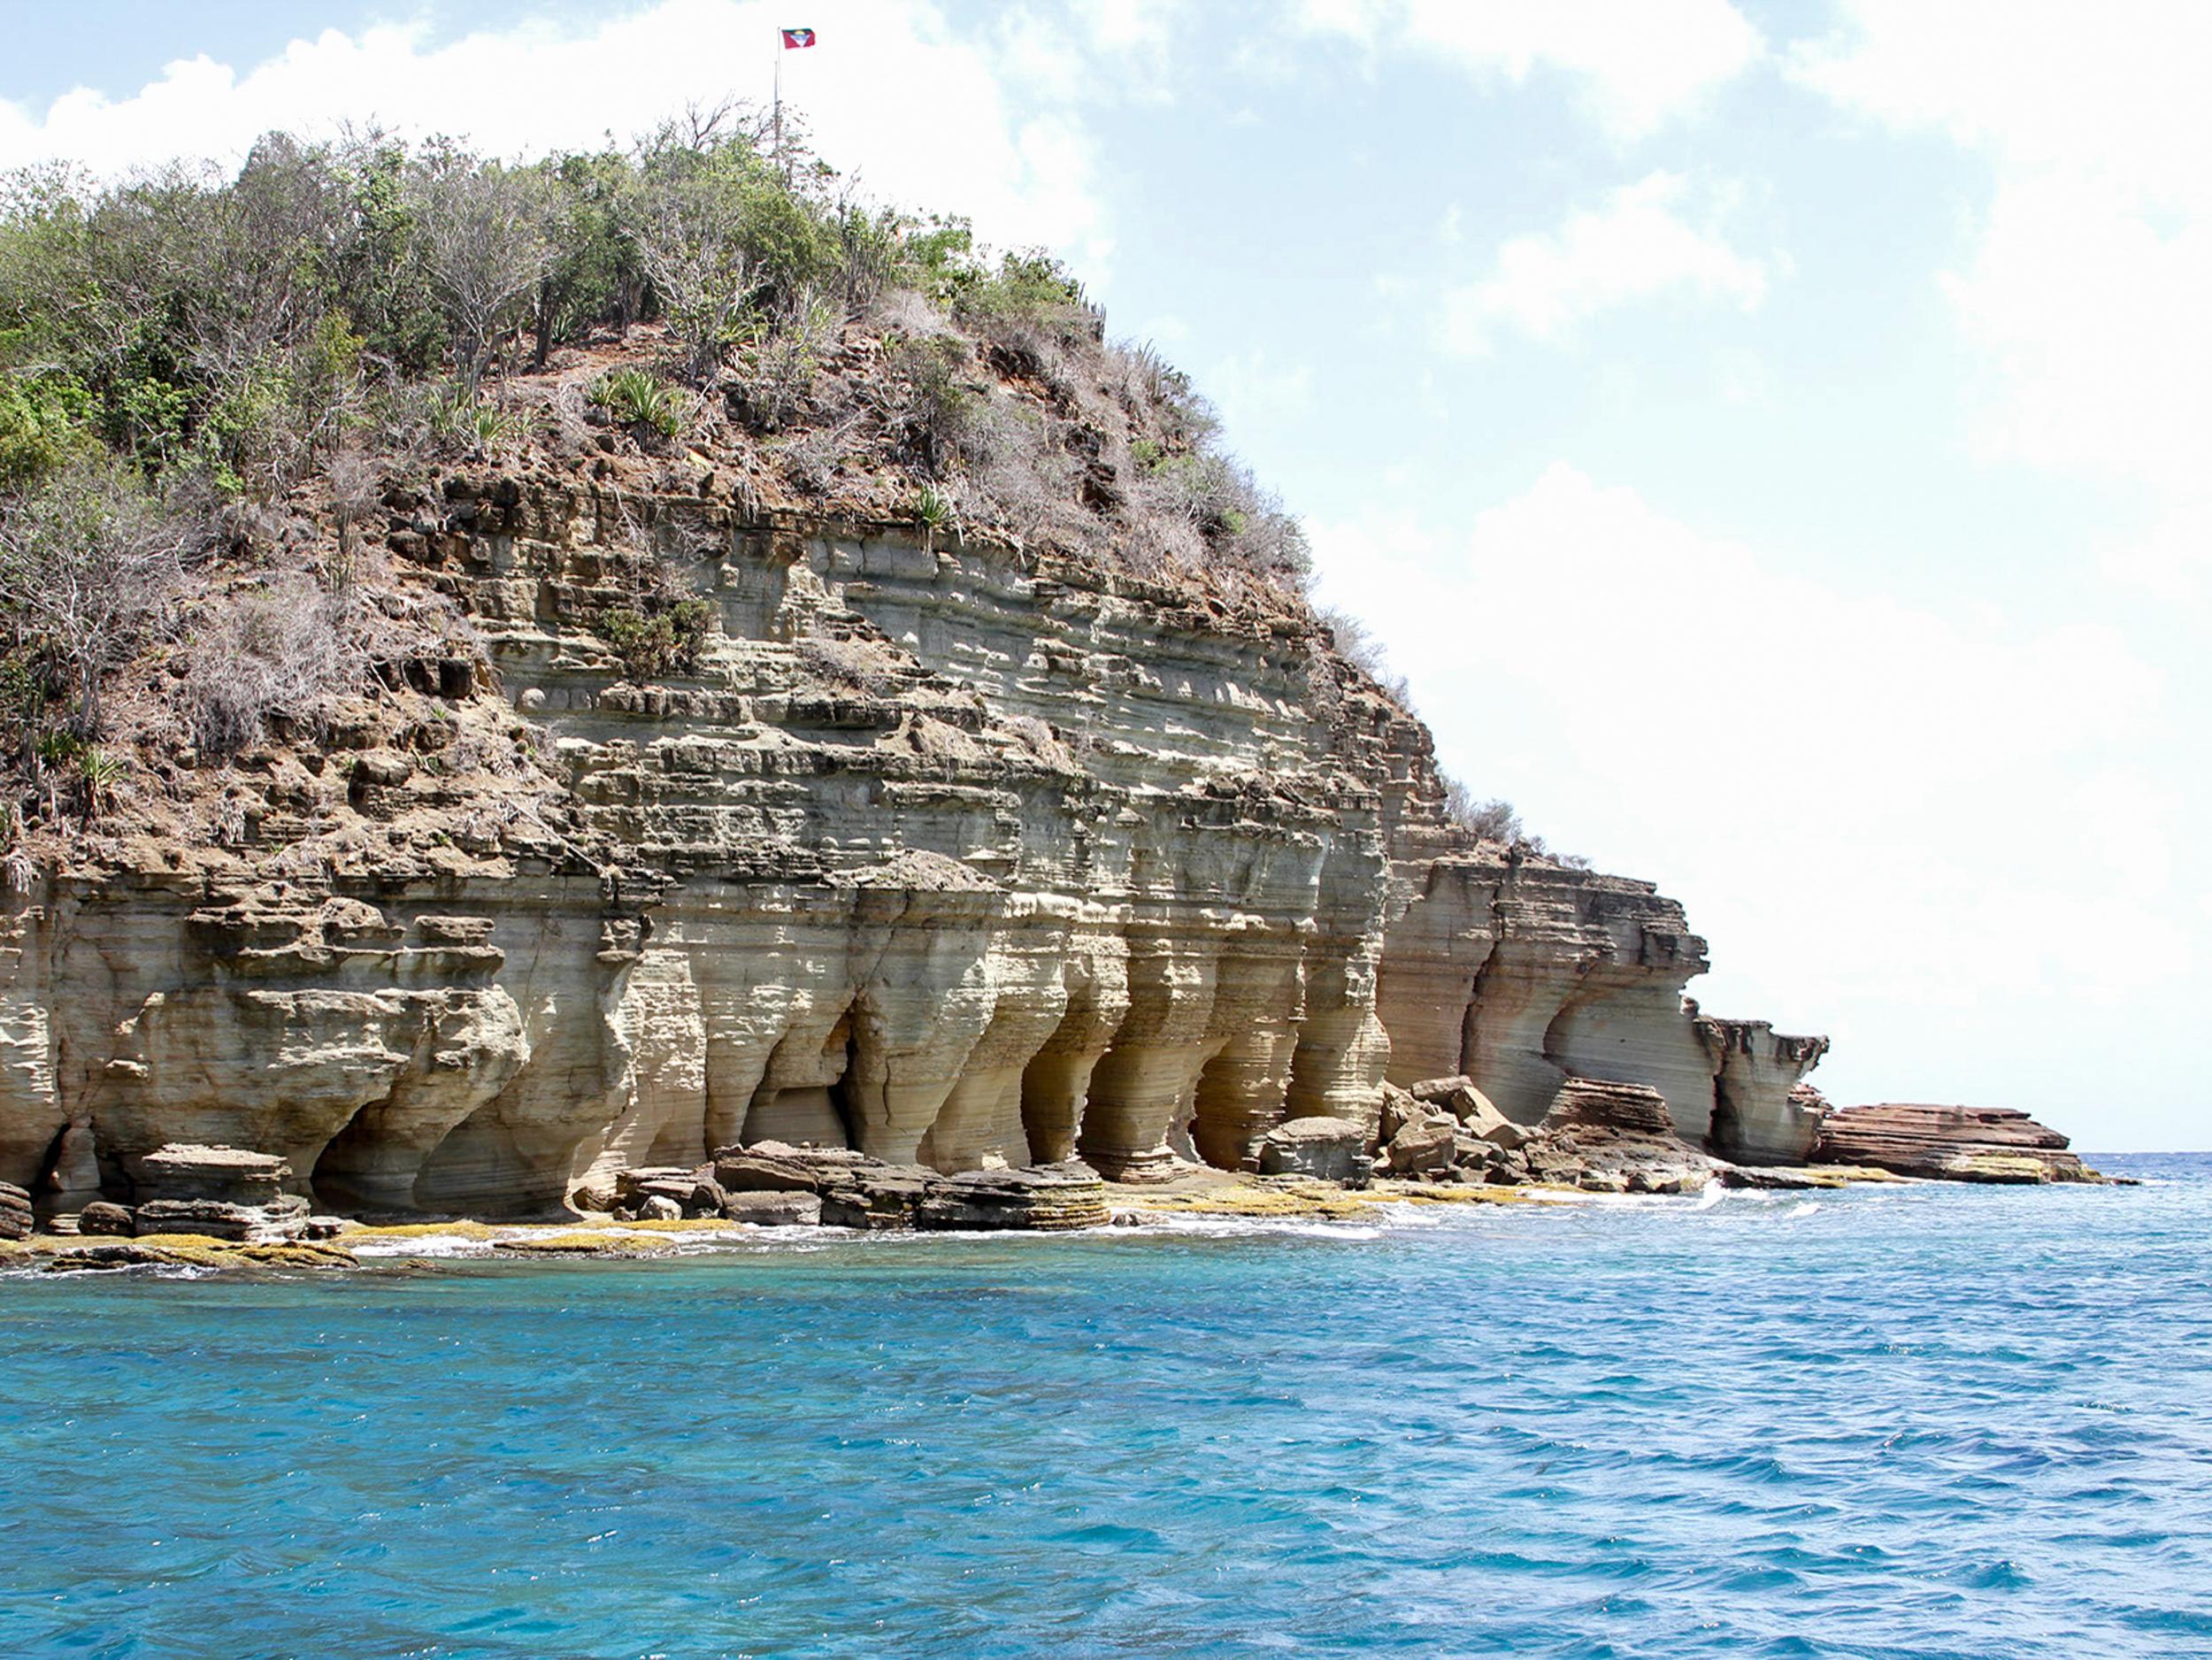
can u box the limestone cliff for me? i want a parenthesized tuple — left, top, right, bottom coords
(0, 362, 1826, 1218)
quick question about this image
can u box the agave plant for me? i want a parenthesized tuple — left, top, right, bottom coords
(588, 368, 685, 439)
(76, 745, 127, 818)
(910, 484, 959, 553)
(426, 383, 538, 455)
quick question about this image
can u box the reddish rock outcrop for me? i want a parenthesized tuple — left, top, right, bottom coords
(1813, 1104, 2101, 1183)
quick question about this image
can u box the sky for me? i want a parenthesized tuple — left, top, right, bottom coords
(2, 0, 2204, 1149)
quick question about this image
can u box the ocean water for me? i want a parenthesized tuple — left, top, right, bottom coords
(4, 1155, 2209, 1659)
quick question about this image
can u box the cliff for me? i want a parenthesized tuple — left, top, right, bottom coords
(0, 123, 1833, 1218)
(0, 357, 1826, 1217)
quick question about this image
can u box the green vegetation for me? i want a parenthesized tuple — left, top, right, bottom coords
(0, 98, 1317, 846)
(600, 596, 715, 683)
(588, 365, 684, 437)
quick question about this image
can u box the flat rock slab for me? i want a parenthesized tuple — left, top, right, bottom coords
(720, 1191, 823, 1226)
(134, 1195, 310, 1241)
(916, 1164, 1109, 1231)
(1814, 1103, 2099, 1183)
(133, 1144, 293, 1205)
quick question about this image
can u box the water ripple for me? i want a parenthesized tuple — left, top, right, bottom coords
(2, 1152, 2208, 1656)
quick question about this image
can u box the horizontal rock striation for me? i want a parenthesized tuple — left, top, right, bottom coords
(0, 470, 1830, 1217)
(1813, 1104, 2101, 1183)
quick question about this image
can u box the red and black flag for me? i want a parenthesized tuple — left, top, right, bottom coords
(781, 27, 817, 48)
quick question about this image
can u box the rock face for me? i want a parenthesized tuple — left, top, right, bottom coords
(0, 479, 1829, 1217)
(1813, 1104, 2101, 1183)
(1696, 1018, 1832, 1164)
(0, 1180, 29, 1241)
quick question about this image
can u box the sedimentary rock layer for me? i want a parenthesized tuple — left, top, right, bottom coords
(1813, 1104, 2098, 1183)
(0, 476, 1826, 1214)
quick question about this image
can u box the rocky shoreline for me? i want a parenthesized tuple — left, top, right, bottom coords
(0, 1087, 2110, 1276)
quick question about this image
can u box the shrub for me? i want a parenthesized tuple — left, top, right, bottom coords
(726, 296, 833, 432)
(0, 452, 197, 739)
(179, 577, 361, 758)
(775, 427, 843, 496)
(599, 597, 713, 682)
(0, 371, 91, 489)
(411, 154, 551, 392)
(909, 484, 956, 551)
(887, 334, 974, 477)
(1439, 780, 1562, 857)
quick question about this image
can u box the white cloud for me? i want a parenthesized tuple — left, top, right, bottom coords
(0, 0, 1112, 269)
(1070, 0, 1172, 55)
(1302, 0, 1763, 137)
(1309, 464, 2187, 1134)
(997, 0, 1177, 107)
(1206, 348, 1317, 437)
(1792, 2, 2212, 599)
(1440, 172, 1770, 353)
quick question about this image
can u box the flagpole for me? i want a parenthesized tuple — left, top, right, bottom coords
(773, 31, 783, 172)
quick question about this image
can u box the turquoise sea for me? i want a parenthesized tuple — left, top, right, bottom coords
(4, 1153, 2208, 1658)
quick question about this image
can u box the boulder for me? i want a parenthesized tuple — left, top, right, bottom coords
(131, 1144, 291, 1206)
(1409, 1075, 1514, 1135)
(1378, 1082, 1427, 1144)
(639, 1195, 683, 1221)
(917, 1163, 1110, 1231)
(612, 1166, 725, 1218)
(720, 1190, 824, 1226)
(1378, 1111, 1456, 1178)
(0, 1180, 30, 1241)
(1256, 1117, 1373, 1185)
(1427, 1080, 1527, 1151)
(75, 1201, 134, 1237)
(1812, 1104, 2100, 1183)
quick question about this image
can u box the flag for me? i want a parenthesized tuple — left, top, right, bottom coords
(781, 27, 817, 48)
